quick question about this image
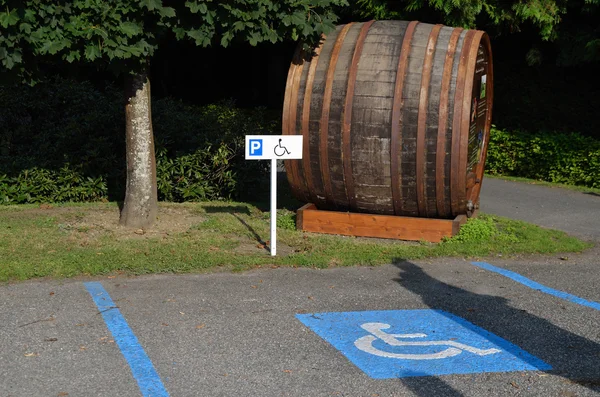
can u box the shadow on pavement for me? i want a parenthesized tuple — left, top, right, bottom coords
(399, 374, 464, 396)
(392, 259, 600, 394)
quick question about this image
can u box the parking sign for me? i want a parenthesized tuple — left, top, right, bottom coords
(244, 135, 303, 256)
(245, 135, 302, 160)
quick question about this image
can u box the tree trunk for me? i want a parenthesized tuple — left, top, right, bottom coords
(119, 64, 158, 229)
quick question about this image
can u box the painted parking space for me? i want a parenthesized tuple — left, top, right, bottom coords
(84, 282, 170, 397)
(296, 309, 550, 379)
(3, 255, 599, 396)
(471, 262, 600, 310)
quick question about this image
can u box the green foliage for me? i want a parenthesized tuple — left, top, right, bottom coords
(156, 143, 237, 202)
(486, 127, 600, 188)
(152, 98, 275, 201)
(0, 166, 107, 204)
(441, 215, 520, 245)
(350, 0, 600, 65)
(352, 0, 566, 38)
(0, 78, 278, 204)
(0, 0, 346, 81)
(445, 216, 497, 243)
(263, 209, 297, 230)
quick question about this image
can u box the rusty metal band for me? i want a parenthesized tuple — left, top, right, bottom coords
(320, 23, 354, 208)
(469, 33, 494, 204)
(416, 24, 442, 217)
(457, 31, 484, 211)
(435, 28, 463, 218)
(342, 20, 375, 210)
(283, 45, 306, 201)
(390, 20, 419, 216)
(450, 30, 475, 216)
(301, 38, 325, 206)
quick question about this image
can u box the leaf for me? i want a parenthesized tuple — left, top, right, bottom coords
(140, 0, 163, 11)
(84, 44, 101, 60)
(0, 9, 20, 28)
(3, 56, 14, 69)
(187, 29, 211, 46)
(160, 7, 176, 18)
(121, 21, 142, 37)
(20, 22, 32, 34)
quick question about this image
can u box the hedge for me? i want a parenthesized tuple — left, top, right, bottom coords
(1, 78, 598, 205)
(0, 78, 275, 204)
(486, 128, 600, 188)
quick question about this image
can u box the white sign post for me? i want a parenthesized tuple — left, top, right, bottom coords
(245, 135, 303, 256)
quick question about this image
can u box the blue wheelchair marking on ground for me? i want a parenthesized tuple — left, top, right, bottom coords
(296, 309, 551, 379)
(85, 282, 169, 397)
(472, 262, 600, 311)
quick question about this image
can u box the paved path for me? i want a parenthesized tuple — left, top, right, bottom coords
(1, 179, 599, 397)
(480, 178, 600, 240)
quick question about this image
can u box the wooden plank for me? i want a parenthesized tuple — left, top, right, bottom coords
(283, 44, 304, 201)
(436, 28, 462, 218)
(452, 214, 467, 235)
(320, 23, 353, 209)
(416, 24, 442, 217)
(350, 21, 403, 216)
(450, 30, 475, 216)
(391, 21, 419, 216)
(342, 20, 375, 210)
(458, 31, 484, 213)
(301, 40, 324, 206)
(467, 33, 494, 207)
(296, 203, 317, 230)
(288, 47, 307, 202)
(297, 205, 460, 243)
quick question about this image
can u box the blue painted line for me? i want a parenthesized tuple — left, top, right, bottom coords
(472, 262, 600, 311)
(84, 282, 169, 397)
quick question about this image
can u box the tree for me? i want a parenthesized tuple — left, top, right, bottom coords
(350, 0, 600, 63)
(0, 0, 346, 228)
(350, 0, 567, 37)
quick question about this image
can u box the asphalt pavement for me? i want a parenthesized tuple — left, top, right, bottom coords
(479, 178, 600, 240)
(1, 178, 599, 397)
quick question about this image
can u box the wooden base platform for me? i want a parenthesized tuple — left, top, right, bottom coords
(297, 204, 467, 243)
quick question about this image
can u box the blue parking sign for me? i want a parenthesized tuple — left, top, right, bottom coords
(249, 139, 263, 156)
(296, 309, 550, 379)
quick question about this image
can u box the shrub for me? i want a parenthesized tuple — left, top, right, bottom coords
(442, 215, 520, 245)
(0, 166, 107, 204)
(152, 99, 274, 201)
(0, 78, 277, 204)
(444, 216, 497, 243)
(486, 127, 600, 188)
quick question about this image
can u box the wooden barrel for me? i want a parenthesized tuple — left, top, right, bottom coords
(283, 20, 493, 218)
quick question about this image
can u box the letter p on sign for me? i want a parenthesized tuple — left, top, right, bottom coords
(249, 139, 262, 156)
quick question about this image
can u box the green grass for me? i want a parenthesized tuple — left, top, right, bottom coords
(0, 201, 592, 282)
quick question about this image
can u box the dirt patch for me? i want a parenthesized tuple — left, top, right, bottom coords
(10, 204, 206, 240)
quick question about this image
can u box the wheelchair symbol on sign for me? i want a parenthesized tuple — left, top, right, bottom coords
(274, 139, 291, 157)
(354, 323, 501, 360)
